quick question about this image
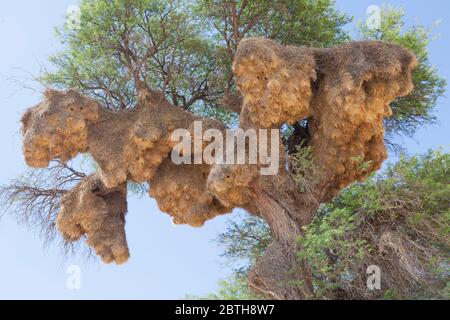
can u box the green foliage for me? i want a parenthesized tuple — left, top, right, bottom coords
(358, 6, 446, 146)
(383, 288, 398, 300)
(188, 274, 261, 300)
(197, 0, 351, 122)
(251, 0, 351, 47)
(42, 1, 444, 142)
(290, 144, 318, 193)
(214, 150, 450, 299)
(297, 207, 369, 297)
(301, 150, 450, 299)
(41, 1, 444, 143)
(43, 0, 218, 112)
(18, 0, 448, 299)
(197, 0, 350, 48)
(43, 0, 350, 112)
(215, 212, 271, 268)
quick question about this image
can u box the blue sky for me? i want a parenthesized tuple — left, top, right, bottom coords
(0, 1, 448, 299)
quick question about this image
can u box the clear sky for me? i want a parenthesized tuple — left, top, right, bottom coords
(0, 0, 448, 299)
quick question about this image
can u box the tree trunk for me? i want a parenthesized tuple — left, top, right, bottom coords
(248, 185, 318, 300)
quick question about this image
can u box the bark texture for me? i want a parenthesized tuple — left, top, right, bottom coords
(21, 38, 416, 299)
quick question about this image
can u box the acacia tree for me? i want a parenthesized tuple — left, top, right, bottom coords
(1, 1, 445, 299)
(211, 150, 450, 300)
(209, 6, 448, 300)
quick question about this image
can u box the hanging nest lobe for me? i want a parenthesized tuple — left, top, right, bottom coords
(56, 173, 129, 265)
